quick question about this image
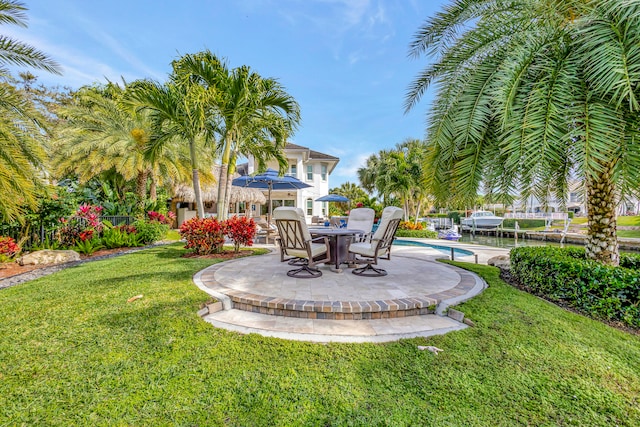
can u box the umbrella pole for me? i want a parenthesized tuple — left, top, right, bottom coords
(267, 184, 272, 224)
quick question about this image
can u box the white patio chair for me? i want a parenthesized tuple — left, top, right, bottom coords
(348, 206, 403, 276)
(346, 207, 375, 242)
(273, 207, 331, 278)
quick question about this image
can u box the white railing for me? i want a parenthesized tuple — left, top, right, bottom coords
(504, 212, 568, 220)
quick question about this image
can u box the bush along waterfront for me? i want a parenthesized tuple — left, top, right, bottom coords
(510, 246, 640, 328)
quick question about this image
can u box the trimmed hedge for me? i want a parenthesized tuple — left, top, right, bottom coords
(510, 247, 640, 328)
(395, 229, 438, 239)
(503, 218, 546, 229)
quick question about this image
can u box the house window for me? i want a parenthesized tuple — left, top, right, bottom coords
(322, 202, 327, 216)
(288, 162, 297, 178)
(261, 199, 295, 216)
(321, 164, 327, 181)
(306, 165, 313, 181)
(306, 198, 313, 215)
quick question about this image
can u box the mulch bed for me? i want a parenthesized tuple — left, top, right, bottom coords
(0, 247, 133, 280)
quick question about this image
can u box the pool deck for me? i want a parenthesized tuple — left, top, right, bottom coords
(194, 238, 509, 343)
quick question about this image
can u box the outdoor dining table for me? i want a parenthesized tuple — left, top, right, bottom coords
(309, 227, 363, 272)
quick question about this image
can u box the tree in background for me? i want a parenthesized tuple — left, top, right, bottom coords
(356, 139, 428, 221)
(52, 82, 195, 213)
(406, 0, 640, 266)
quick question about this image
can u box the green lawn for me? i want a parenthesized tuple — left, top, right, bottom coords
(572, 216, 640, 227)
(1, 244, 639, 426)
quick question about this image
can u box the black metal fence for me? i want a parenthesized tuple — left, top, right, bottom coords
(1, 216, 134, 249)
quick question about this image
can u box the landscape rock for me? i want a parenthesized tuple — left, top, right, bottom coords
(18, 250, 81, 266)
(487, 255, 511, 270)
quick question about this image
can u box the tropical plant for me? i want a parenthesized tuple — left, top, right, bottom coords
(171, 51, 300, 220)
(179, 217, 226, 255)
(73, 237, 104, 256)
(0, 235, 19, 262)
(0, 1, 60, 222)
(101, 223, 140, 249)
(132, 219, 168, 245)
(225, 216, 256, 253)
(406, 0, 640, 265)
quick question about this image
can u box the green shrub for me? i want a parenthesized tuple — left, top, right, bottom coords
(503, 218, 546, 228)
(447, 211, 461, 224)
(74, 238, 104, 255)
(395, 229, 438, 238)
(510, 247, 640, 327)
(133, 220, 168, 245)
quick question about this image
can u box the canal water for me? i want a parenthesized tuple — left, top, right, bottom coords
(458, 233, 579, 250)
(458, 233, 639, 253)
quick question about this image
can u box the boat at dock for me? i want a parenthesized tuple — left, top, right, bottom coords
(460, 211, 504, 230)
(438, 227, 462, 241)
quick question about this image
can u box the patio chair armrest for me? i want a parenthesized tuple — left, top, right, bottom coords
(310, 235, 330, 246)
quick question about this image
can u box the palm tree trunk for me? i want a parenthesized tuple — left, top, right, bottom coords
(217, 134, 233, 220)
(585, 170, 619, 266)
(189, 138, 205, 218)
(149, 174, 157, 201)
(414, 199, 422, 226)
(136, 169, 149, 212)
(217, 163, 228, 220)
(222, 153, 237, 220)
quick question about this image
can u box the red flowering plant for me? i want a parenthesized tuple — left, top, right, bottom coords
(225, 216, 256, 253)
(179, 217, 227, 255)
(58, 204, 104, 247)
(0, 236, 20, 263)
(147, 210, 175, 226)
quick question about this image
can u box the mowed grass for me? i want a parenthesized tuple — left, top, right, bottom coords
(572, 216, 640, 227)
(1, 244, 639, 426)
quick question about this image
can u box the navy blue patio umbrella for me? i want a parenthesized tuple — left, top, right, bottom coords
(315, 194, 349, 203)
(232, 168, 312, 223)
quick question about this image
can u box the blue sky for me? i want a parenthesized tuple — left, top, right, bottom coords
(6, 0, 446, 187)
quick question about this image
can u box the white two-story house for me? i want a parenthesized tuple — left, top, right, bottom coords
(242, 143, 339, 221)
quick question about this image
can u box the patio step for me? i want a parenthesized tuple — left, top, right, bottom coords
(204, 309, 467, 343)
(228, 292, 438, 320)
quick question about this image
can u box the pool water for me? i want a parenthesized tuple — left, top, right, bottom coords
(394, 240, 474, 256)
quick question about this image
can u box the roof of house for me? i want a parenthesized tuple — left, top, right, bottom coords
(285, 143, 338, 160)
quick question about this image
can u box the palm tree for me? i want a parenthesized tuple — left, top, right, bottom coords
(126, 77, 215, 218)
(0, 1, 60, 75)
(0, 0, 60, 221)
(406, 0, 640, 266)
(172, 51, 301, 220)
(357, 140, 427, 220)
(52, 83, 195, 211)
(0, 82, 47, 221)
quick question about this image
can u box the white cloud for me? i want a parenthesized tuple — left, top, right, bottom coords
(335, 151, 373, 178)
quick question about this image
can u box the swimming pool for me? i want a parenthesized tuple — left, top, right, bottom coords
(394, 239, 474, 257)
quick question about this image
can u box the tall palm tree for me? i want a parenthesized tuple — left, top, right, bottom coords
(52, 83, 195, 210)
(406, 0, 640, 266)
(0, 0, 60, 221)
(172, 51, 301, 220)
(126, 77, 216, 218)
